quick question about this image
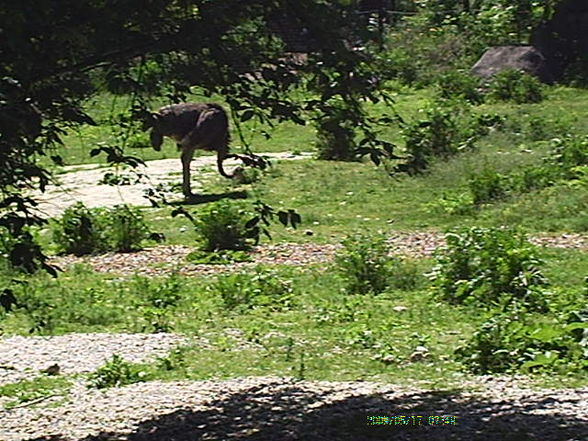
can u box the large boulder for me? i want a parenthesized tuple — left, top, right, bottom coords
(531, 0, 588, 80)
(471, 46, 554, 83)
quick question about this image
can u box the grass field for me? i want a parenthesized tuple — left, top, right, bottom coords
(2, 82, 587, 404)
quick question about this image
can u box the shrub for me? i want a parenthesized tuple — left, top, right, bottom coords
(512, 165, 558, 193)
(211, 268, 294, 311)
(462, 136, 588, 206)
(193, 200, 254, 252)
(468, 167, 510, 205)
(398, 104, 480, 174)
(431, 227, 547, 309)
(456, 308, 587, 374)
(134, 274, 183, 309)
(314, 100, 358, 161)
(388, 259, 427, 291)
(104, 204, 150, 252)
(430, 192, 475, 215)
(436, 70, 484, 104)
(377, 16, 473, 87)
(334, 233, 394, 295)
(52, 202, 107, 256)
(487, 69, 544, 104)
(549, 135, 588, 177)
(52, 203, 150, 255)
(562, 55, 588, 88)
(87, 354, 148, 389)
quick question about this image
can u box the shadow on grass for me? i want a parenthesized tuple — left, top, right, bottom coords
(168, 190, 249, 206)
(26, 379, 587, 441)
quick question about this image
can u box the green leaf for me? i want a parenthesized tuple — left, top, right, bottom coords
(565, 322, 588, 331)
(530, 325, 563, 342)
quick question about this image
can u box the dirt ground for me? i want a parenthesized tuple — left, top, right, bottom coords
(33, 152, 311, 218)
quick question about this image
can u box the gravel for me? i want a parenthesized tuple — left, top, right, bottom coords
(0, 333, 186, 386)
(0, 375, 586, 441)
(50, 243, 338, 278)
(49, 232, 588, 278)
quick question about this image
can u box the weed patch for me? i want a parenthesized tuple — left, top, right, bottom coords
(52, 203, 151, 255)
(431, 227, 548, 309)
(87, 354, 149, 389)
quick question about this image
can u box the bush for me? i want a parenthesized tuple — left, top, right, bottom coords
(193, 200, 254, 252)
(87, 354, 148, 389)
(562, 55, 588, 88)
(387, 259, 427, 291)
(104, 204, 150, 252)
(398, 104, 482, 174)
(456, 308, 588, 374)
(436, 70, 484, 104)
(431, 227, 547, 309)
(211, 268, 294, 311)
(52, 202, 108, 256)
(550, 135, 588, 177)
(314, 100, 358, 161)
(52, 203, 150, 255)
(462, 136, 588, 206)
(487, 69, 544, 104)
(468, 167, 511, 205)
(377, 16, 473, 87)
(334, 233, 394, 295)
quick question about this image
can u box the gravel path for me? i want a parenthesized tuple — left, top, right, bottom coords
(0, 333, 185, 386)
(0, 375, 586, 441)
(50, 232, 588, 278)
(33, 152, 312, 218)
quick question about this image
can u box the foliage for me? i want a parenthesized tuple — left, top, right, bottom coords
(210, 268, 295, 311)
(334, 233, 394, 295)
(186, 249, 252, 265)
(463, 135, 588, 206)
(136, 274, 183, 310)
(456, 307, 588, 374)
(132, 274, 183, 332)
(377, 17, 472, 87)
(417, 0, 557, 48)
(1, 250, 586, 386)
(431, 227, 548, 309)
(562, 55, 588, 88)
(51, 203, 107, 256)
(436, 70, 484, 104)
(192, 200, 253, 252)
(387, 259, 428, 291)
(397, 104, 491, 175)
(378, 0, 558, 87)
(468, 167, 511, 205)
(104, 204, 151, 252)
(315, 98, 359, 161)
(172, 199, 301, 252)
(0, 376, 71, 409)
(52, 203, 150, 255)
(87, 354, 148, 389)
(487, 69, 544, 104)
(550, 135, 588, 177)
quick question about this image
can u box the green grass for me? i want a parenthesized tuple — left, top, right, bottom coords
(1, 244, 586, 389)
(0, 376, 71, 409)
(0, 263, 478, 386)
